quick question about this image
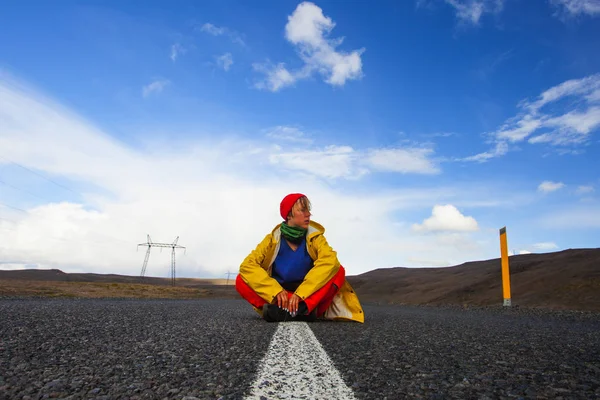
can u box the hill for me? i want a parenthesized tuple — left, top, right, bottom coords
(347, 248, 600, 311)
(1, 248, 599, 311)
(0, 270, 237, 299)
(0, 269, 230, 287)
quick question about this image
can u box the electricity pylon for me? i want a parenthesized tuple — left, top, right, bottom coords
(137, 235, 186, 285)
(225, 271, 237, 285)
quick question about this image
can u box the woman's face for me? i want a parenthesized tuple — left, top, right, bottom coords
(287, 200, 311, 229)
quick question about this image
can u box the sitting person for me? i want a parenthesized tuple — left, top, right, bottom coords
(236, 193, 364, 323)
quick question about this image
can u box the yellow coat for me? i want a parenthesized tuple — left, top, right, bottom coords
(239, 221, 364, 323)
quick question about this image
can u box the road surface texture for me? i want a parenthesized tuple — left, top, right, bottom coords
(1, 299, 599, 399)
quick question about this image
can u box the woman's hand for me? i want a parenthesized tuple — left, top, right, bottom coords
(274, 290, 289, 310)
(288, 293, 301, 316)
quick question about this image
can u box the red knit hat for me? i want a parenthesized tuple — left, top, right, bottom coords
(280, 193, 306, 220)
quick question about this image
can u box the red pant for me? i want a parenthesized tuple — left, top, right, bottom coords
(236, 266, 346, 317)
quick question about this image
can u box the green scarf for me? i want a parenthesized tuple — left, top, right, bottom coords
(280, 222, 307, 244)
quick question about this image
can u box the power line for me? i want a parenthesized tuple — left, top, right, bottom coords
(0, 159, 133, 248)
(0, 156, 144, 267)
(0, 178, 48, 201)
(0, 156, 188, 269)
(0, 202, 28, 213)
(0, 154, 82, 198)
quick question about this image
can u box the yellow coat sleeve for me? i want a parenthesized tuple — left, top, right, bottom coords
(295, 234, 340, 300)
(239, 234, 284, 303)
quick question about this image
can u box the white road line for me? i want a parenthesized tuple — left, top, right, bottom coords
(246, 321, 356, 400)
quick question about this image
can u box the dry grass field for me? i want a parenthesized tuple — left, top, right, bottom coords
(2, 248, 599, 311)
(0, 279, 238, 299)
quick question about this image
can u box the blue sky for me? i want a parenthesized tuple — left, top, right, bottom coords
(0, 0, 599, 278)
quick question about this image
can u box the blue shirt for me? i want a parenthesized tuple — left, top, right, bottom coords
(272, 237, 314, 288)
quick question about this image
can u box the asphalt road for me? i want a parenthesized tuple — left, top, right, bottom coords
(1, 299, 599, 399)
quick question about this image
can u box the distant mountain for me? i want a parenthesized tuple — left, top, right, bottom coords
(2, 248, 599, 311)
(347, 248, 600, 311)
(0, 269, 229, 287)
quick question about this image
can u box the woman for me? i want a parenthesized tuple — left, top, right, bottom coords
(236, 193, 364, 323)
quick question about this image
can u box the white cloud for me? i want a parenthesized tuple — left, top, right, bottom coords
(199, 23, 246, 46)
(538, 181, 565, 193)
(461, 141, 508, 162)
(269, 145, 366, 180)
(421, 131, 457, 138)
(412, 205, 479, 232)
(367, 148, 440, 174)
(496, 115, 544, 142)
(254, 2, 364, 92)
(268, 144, 440, 179)
(253, 62, 299, 92)
(446, 0, 484, 24)
(405, 231, 484, 266)
(576, 185, 594, 194)
(142, 79, 170, 98)
(265, 126, 313, 144)
(528, 74, 600, 112)
(1, 75, 540, 277)
(444, 0, 504, 25)
(216, 53, 233, 71)
(588, 89, 600, 102)
(199, 23, 226, 36)
(463, 73, 600, 161)
(513, 243, 559, 255)
(170, 43, 186, 62)
(545, 106, 600, 134)
(531, 242, 559, 251)
(551, 0, 600, 17)
(527, 107, 600, 145)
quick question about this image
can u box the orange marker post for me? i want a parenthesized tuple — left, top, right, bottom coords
(499, 227, 511, 307)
